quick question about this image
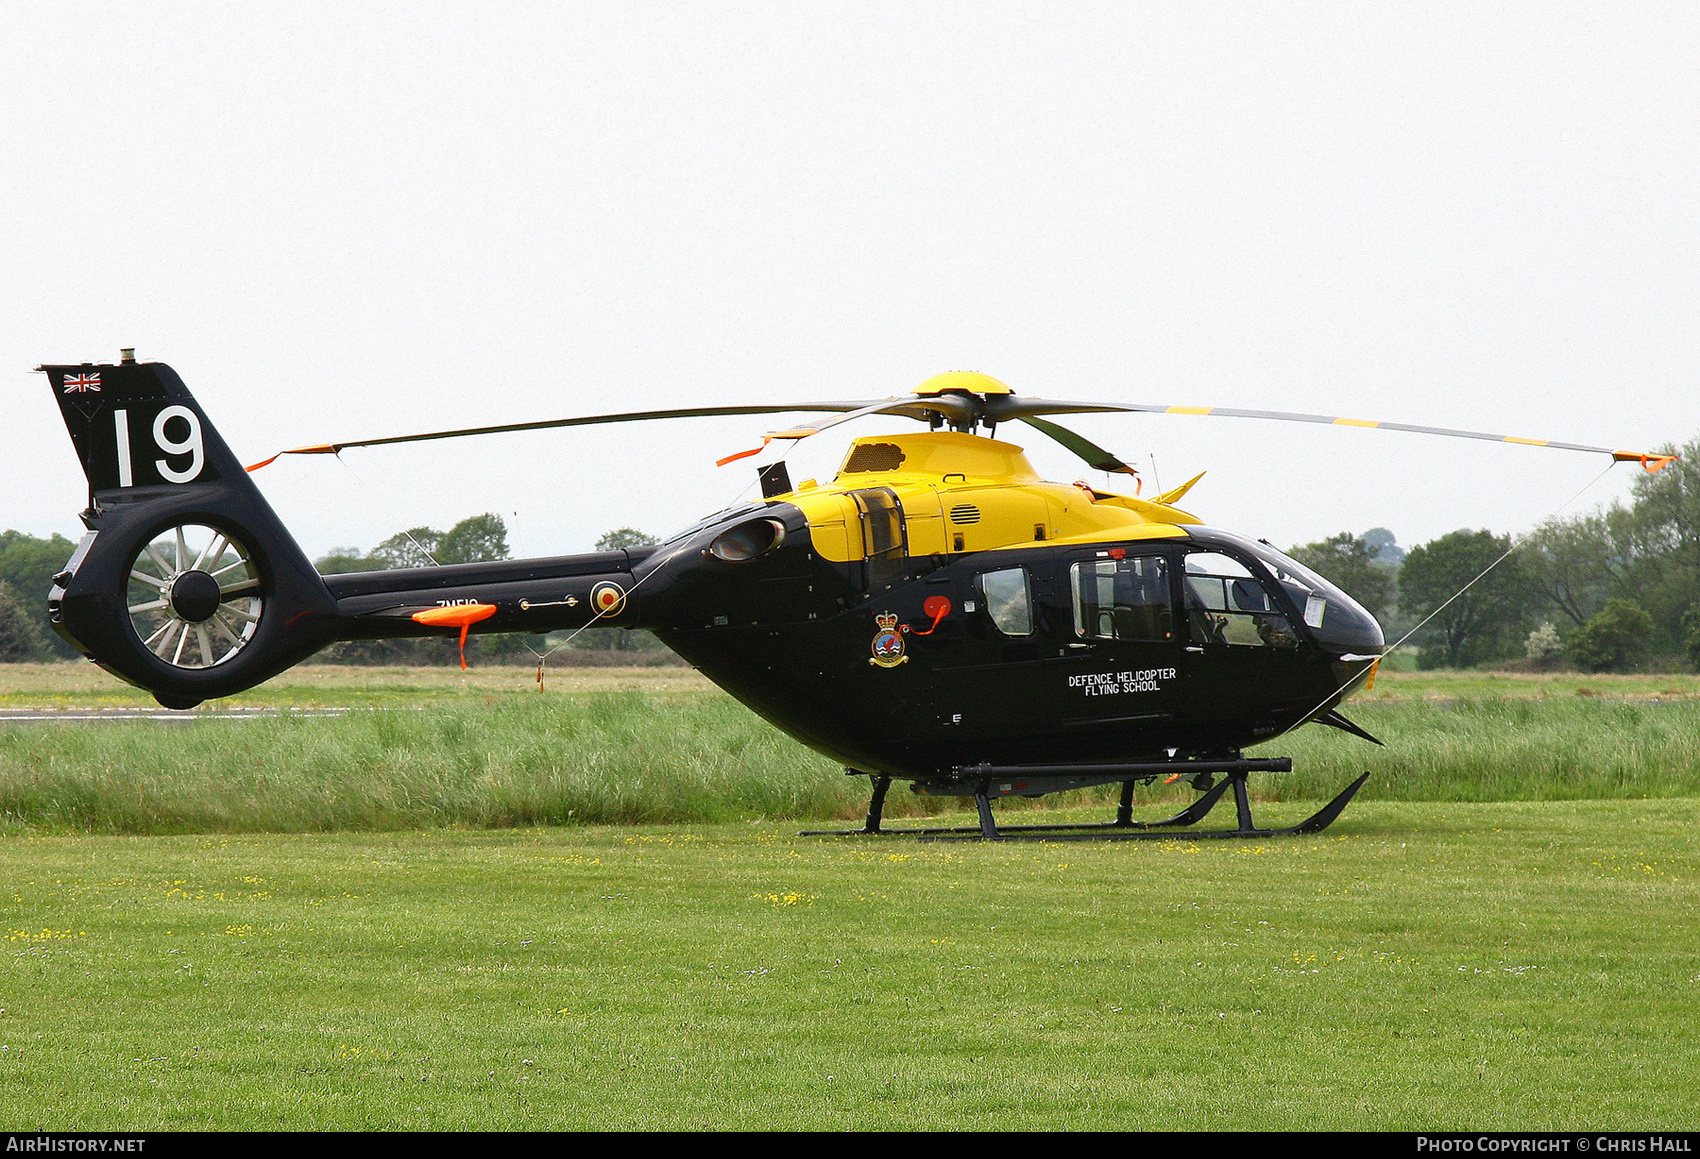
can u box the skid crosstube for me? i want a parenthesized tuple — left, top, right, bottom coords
(798, 758, 1370, 843)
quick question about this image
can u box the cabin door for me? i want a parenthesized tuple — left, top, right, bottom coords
(1177, 548, 1297, 727)
(1047, 549, 1186, 734)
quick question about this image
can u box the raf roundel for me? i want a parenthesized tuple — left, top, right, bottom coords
(590, 581, 626, 616)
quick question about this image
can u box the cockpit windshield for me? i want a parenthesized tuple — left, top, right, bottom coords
(1202, 530, 1386, 652)
(1259, 554, 1331, 628)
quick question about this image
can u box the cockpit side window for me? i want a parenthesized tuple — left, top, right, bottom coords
(1070, 555, 1173, 641)
(977, 567, 1034, 636)
(1183, 551, 1298, 649)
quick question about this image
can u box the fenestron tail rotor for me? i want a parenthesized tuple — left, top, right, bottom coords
(126, 522, 264, 669)
(39, 357, 342, 708)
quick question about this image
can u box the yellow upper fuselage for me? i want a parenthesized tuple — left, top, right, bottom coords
(777, 430, 1202, 562)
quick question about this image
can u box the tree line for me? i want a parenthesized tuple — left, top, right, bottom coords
(1288, 432, 1700, 673)
(0, 529, 81, 662)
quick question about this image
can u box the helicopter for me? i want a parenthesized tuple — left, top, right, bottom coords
(35, 356, 1678, 842)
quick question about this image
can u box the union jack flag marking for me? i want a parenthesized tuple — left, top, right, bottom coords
(62, 372, 101, 393)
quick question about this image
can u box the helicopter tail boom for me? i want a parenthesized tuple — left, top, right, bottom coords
(39, 358, 657, 708)
(323, 551, 644, 639)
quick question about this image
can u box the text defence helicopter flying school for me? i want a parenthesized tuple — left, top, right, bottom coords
(36, 357, 1677, 841)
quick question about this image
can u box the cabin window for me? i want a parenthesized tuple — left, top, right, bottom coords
(1183, 551, 1298, 649)
(977, 567, 1033, 636)
(1070, 556, 1173, 641)
(849, 487, 907, 588)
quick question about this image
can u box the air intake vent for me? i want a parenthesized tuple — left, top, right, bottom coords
(948, 504, 981, 525)
(843, 443, 907, 473)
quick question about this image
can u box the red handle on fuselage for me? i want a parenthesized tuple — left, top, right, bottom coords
(910, 595, 952, 636)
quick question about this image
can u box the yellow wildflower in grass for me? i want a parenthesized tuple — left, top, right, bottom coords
(753, 891, 816, 906)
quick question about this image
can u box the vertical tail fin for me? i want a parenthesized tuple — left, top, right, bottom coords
(44, 357, 248, 498)
(39, 356, 338, 708)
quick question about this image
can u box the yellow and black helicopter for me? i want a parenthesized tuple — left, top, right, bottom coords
(36, 356, 1676, 841)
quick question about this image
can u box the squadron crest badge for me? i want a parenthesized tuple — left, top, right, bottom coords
(869, 611, 908, 667)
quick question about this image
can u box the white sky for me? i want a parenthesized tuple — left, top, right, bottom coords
(4, 2, 1696, 561)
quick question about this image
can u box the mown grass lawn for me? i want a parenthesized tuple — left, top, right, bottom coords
(2, 798, 1696, 1130)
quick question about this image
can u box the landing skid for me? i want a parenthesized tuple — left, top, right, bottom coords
(798, 763, 1370, 842)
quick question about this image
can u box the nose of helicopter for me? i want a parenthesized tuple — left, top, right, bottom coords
(1308, 598, 1385, 654)
(1313, 592, 1386, 699)
(1317, 653, 1382, 717)
(1295, 579, 1386, 698)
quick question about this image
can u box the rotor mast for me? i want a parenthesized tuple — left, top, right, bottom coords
(911, 371, 1011, 436)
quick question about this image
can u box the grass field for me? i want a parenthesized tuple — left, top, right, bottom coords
(2, 799, 1696, 1130)
(0, 663, 1695, 1129)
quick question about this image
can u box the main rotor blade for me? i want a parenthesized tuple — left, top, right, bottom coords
(244, 384, 1679, 475)
(763, 394, 975, 439)
(984, 396, 1677, 471)
(1016, 415, 1139, 477)
(717, 394, 980, 465)
(246, 399, 905, 470)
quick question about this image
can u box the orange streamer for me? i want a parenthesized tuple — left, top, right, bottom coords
(1614, 451, 1680, 472)
(244, 444, 338, 472)
(716, 438, 771, 467)
(412, 603, 498, 670)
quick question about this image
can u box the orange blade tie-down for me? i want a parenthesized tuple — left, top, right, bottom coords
(715, 428, 820, 467)
(1613, 451, 1680, 472)
(245, 444, 338, 472)
(411, 603, 498, 670)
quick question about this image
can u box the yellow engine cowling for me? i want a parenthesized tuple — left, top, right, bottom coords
(782, 432, 1196, 561)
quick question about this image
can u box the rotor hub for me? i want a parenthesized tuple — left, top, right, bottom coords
(913, 371, 1012, 396)
(167, 570, 223, 623)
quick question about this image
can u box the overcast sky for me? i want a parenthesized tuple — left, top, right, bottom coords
(5, 2, 1696, 562)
